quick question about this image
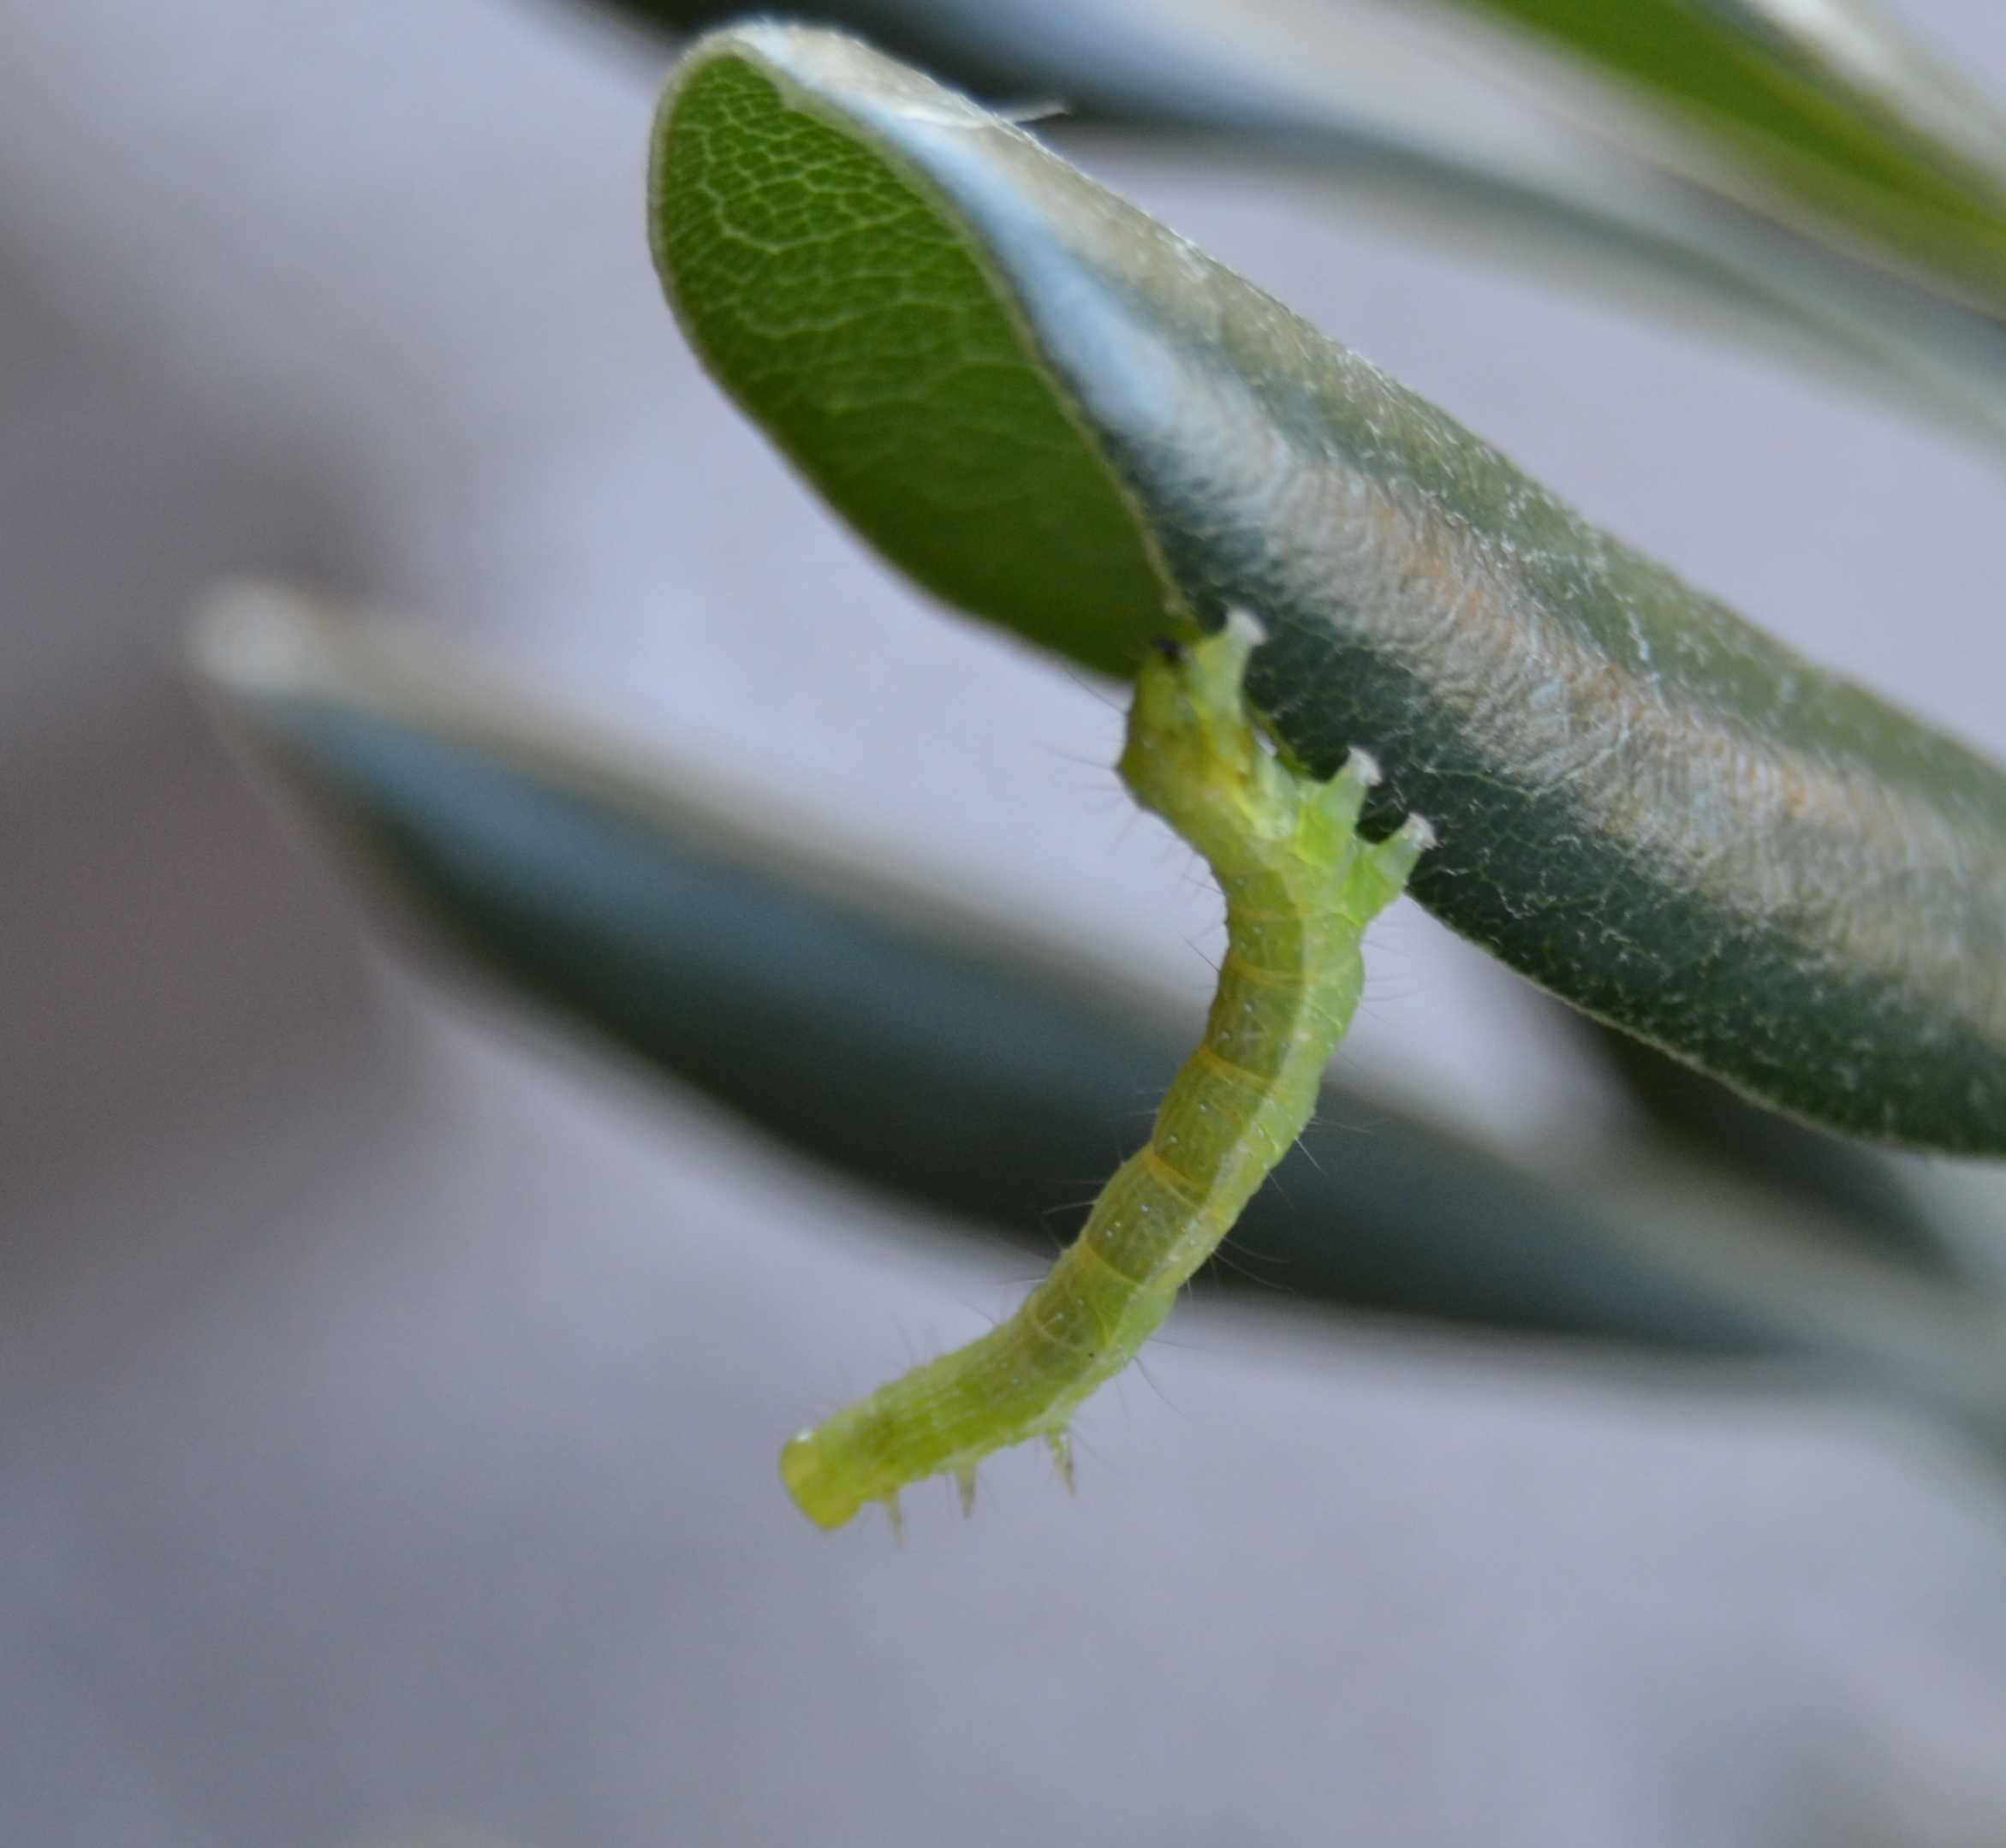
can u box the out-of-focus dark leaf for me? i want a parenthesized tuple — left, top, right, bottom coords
(1583, 1016, 1969, 1282)
(192, 582, 2006, 1446)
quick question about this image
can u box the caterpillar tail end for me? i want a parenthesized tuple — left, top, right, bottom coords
(1318, 744, 1382, 832)
(1158, 609, 1267, 742)
(1119, 611, 1273, 837)
(1374, 812, 1438, 887)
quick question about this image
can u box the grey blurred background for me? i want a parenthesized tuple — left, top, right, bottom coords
(8, 2, 2006, 1844)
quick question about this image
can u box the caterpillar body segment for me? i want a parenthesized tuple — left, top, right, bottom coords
(780, 617, 1431, 1530)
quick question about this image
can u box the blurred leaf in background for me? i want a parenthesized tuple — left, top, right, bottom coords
(195, 579, 2006, 1452)
(598, 0, 2006, 452)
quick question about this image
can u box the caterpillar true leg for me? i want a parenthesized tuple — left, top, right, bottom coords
(780, 612, 1433, 1531)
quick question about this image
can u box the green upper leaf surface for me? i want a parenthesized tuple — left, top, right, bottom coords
(649, 26, 2006, 1154)
(652, 47, 1176, 677)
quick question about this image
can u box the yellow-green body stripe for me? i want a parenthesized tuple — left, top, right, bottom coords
(781, 619, 1431, 1529)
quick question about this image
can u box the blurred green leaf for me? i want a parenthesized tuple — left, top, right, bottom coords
(191, 582, 2006, 1443)
(648, 26, 2006, 1154)
(1438, 0, 2006, 308)
(599, 0, 2006, 457)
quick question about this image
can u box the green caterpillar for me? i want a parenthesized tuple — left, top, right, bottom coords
(781, 616, 1432, 1531)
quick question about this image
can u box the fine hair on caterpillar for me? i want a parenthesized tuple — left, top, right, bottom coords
(781, 611, 1432, 1532)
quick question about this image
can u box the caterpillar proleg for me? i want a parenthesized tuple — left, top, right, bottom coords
(781, 614, 1432, 1530)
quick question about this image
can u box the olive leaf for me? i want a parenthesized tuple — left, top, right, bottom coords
(648, 25, 2006, 1154)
